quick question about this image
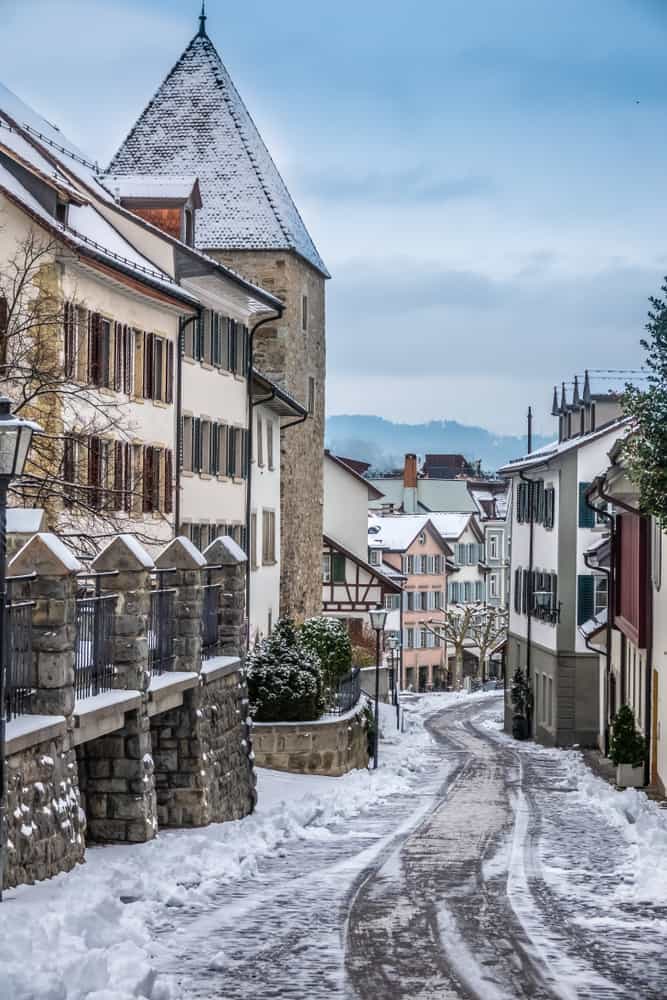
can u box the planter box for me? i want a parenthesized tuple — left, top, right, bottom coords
(616, 763, 645, 788)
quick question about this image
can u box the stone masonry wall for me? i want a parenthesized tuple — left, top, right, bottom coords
(211, 249, 326, 621)
(151, 667, 255, 827)
(253, 709, 369, 777)
(6, 733, 85, 889)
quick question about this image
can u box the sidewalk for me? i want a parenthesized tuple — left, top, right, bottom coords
(581, 748, 667, 806)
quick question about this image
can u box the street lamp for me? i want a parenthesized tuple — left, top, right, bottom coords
(369, 605, 387, 770)
(0, 398, 40, 902)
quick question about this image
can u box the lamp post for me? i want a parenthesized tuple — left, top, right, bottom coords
(0, 398, 40, 901)
(369, 606, 387, 770)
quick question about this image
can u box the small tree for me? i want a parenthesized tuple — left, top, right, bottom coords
(609, 705, 646, 767)
(300, 617, 352, 698)
(623, 281, 667, 526)
(466, 606, 508, 681)
(510, 667, 533, 741)
(423, 603, 491, 688)
(247, 618, 324, 722)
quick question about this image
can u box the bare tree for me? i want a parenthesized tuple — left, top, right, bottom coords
(0, 225, 172, 558)
(466, 605, 508, 682)
(422, 602, 508, 688)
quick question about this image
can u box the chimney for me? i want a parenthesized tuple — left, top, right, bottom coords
(403, 453, 418, 513)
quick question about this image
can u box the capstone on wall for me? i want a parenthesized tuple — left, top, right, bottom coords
(210, 249, 325, 622)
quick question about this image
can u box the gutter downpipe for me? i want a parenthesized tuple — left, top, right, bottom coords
(585, 478, 615, 756)
(245, 309, 284, 651)
(595, 483, 652, 786)
(175, 313, 200, 536)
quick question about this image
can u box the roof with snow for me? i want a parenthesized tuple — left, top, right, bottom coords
(499, 417, 631, 476)
(368, 514, 451, 553)
(367, 477, 477, 514)
(106, 174, 201, 204)
(108, 28, 329, 277)
(426, 513, 475, 540)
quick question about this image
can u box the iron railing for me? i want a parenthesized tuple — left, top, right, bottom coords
(75, 574, 117, 699)
(148, 570, 176, 676)
(4, 574, 36, 721)
(201, 571, 221, 661)
(328, 667, 361, 715)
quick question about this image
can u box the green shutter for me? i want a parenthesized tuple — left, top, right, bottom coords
(577, 574, 595, 625)
(579, 482, 595, 528)
(332, 553, 346, 584)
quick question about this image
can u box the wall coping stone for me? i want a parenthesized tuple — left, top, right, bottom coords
(72, 690, 143, 747)
(156, 536, 207, 570)
(253, 696, 368, 730)
(200, 655, 241, 684)
(6, 714, 67, 755)
(9, 533, 82, 577)
(147, 671, 199, 717)
(204, 535, 248, 566)
(92, 534, 155, 573)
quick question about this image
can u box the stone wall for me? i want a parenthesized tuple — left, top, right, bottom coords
(6, 730, 85, 889)
(211, 248, 325, 622)
(252, 706, 369, 777)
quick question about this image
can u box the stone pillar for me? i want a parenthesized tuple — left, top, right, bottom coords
(5, 534, 85, 887)
(77, 535, 157, 843)
(155, 536, 206, 673)
(204, 535, 248, 659)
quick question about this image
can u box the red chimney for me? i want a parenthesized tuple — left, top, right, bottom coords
(404, 454, 417, 489)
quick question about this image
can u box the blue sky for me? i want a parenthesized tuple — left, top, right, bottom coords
(2, 0, 666, 435)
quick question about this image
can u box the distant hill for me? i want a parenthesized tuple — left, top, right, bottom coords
(325, 415, 552, 475)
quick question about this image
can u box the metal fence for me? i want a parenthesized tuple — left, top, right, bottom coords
(4, 574, 36, 721)
(75, 574, 117, 699)
(328, 666, 361, 716)
(201, 570, 221, 661)
(148, 570, 176, 676)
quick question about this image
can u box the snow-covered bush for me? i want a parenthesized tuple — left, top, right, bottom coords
(247, 618, 325, 722)
(300, 616, 352, 696)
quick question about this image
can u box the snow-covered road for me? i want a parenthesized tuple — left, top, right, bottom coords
(3, 692, 667, 999)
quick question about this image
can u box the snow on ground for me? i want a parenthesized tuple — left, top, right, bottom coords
(0, 691, 483, 1000)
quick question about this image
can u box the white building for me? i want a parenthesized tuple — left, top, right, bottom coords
(249, 370, 306, 644)
(499, 375, 629, 747)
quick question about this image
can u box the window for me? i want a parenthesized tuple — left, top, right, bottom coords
(184, 208, 194, 247)
(489, 574, 498, 598)
(547, 677, 553, 726)
(251, 512, 258, 569)
(55, 200, 68, 225)
(257, 415, 264, 467)
(201, 420, 211, 474)
(63, 301, 76, 377)
(594, 575, 608, 617)
(489, 535, 498, 560)
(448, 581, 460, 603)
(302, 294, 308, 332)
(63, 435, 77, 509)
(418, 531, 426, 545)
(134, 330, 173, 403)
(332, 552, 346, 584)
(307, 377, 315, 415)
(262, 510, 276, 564)
(369, 548, 381, 566)
(406, 628, 414, 649)
(267, 420, 275, 470)
(322, 553, 331, 583)
(384, 593, 400, 610)
(475, 580, 484, 602)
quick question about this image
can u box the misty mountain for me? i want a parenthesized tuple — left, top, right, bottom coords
(325, 415, 552, 474)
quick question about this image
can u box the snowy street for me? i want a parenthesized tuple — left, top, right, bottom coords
(3, 692, 667, 999)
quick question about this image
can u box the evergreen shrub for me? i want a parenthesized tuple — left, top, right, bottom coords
(247, 618, 324, 722)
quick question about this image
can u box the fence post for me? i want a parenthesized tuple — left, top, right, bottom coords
(9, 533, 81, 717)
(203, 535, 248, 660)
(90, 535, 153, 693)
(155, 537, 206, 674)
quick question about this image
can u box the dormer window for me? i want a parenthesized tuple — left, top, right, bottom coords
(55, 200, 68, 226)
(184, 208, 194, 247)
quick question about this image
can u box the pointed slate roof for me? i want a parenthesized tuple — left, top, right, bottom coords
(108, 29, 329, 277)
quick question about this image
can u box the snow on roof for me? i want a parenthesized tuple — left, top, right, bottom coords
(367, 478, 477, 513)
(105, 174, 199, 202)
(108, 32, 329, 277)
(579, 607, 608, 640)
(499, 418, 631, 476)
(368, 514, 436, 551)
(0, 121, 81, 197)
(425, 513, 472, 540)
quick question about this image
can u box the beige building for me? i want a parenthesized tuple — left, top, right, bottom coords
(107, 12, 328, 620)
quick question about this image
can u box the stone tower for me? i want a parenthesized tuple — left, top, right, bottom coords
(108, 11, 328, 620)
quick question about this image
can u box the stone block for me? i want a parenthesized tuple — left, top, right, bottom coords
(109, 795, 151, 821)
(36, 651, 75, 688)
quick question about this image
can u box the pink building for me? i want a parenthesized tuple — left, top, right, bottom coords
(368, 514, 453, 691)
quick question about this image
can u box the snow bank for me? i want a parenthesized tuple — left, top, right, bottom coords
(0, 690, 485, 999)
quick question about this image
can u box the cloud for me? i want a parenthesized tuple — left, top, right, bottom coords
(295, 167, 496, 205)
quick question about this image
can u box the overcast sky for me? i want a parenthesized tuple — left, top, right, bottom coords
(2, 0, 665, 436)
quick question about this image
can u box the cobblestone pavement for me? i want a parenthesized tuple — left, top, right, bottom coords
(153, 696, 667, 999)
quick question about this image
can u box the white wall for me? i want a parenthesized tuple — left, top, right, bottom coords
(323, 454, 369, 560)
(249, 403, 281, 643)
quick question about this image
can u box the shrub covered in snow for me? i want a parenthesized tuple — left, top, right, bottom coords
(609, 704, 646, 767)
(247, 618, 325, 722)
(300, 617, 352, 697)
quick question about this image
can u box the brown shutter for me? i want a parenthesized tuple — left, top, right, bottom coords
(113, 440, 123, 510)
(113, 322, 122, 391)
(166, 340, 174, 404)
(88, 436, 101, 510)
(123, 442, 132, 512)
(143, 446, 153, 513)
(144, 333, 154, 400)
(164, 450, 173, 515)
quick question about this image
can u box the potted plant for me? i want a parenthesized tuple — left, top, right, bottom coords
(510, 667, 532, 741)
(609, 705, 646, 788)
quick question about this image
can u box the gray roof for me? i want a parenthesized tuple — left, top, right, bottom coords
(108, 30, 329, 277)
(367, 478, 477, 514)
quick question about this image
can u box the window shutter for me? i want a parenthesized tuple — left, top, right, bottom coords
(123, 442, 132, 513)
(143, 447, 153, 513)
(551, 573, 558, 612)
(144, 333, 155, 399)
(579, 482, 595, 528)
(577, 575, 595, 625)
(166, 340, 174, 404)
(134, 332, 144, 396)
(164, 450, 173, 515)
(113, 440, 123, 510)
